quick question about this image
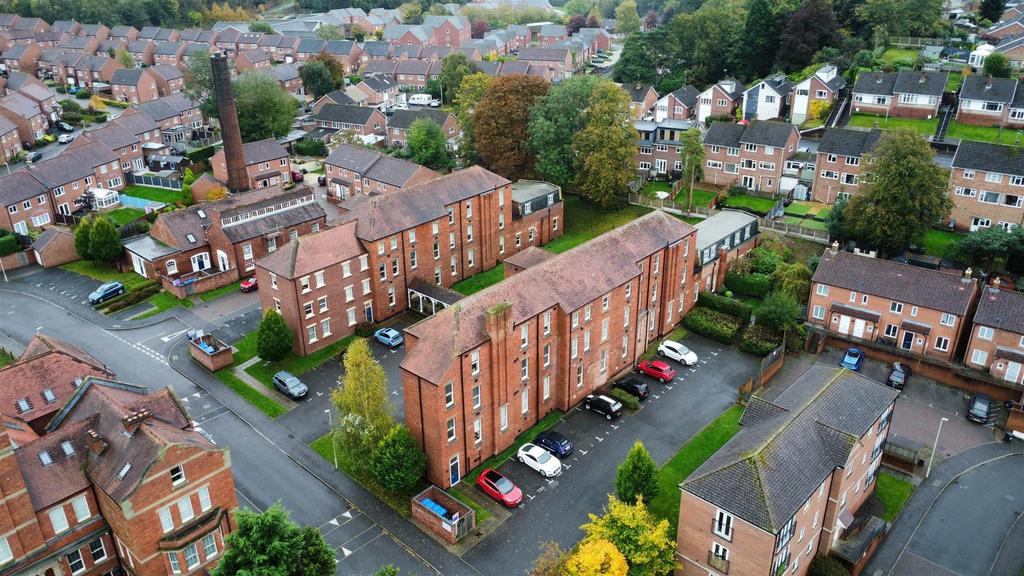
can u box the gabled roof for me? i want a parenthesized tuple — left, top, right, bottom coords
(893, 69, 948, 97)
(974, 286, 1024, 334)
(363, 155, 438, 187)
(316, 103, 380, 125)
(296, 38, 326, 53)
(669, 85, 700, 108)
(257, 220, 366, 279)
(149, 63, 184, 81)
(388, 108, 455, 130)
(816, 128, 883, 157)
(362, 59, 397, 75)
(0, 91, 41, 118)
(757, 72, 793, 96)
(812, 249, 978, 315)
(361, 40, 390, 57)
(325, 40, 357, 55)
(133, 94, 198, 122)
(237, 48, 270, 63)
(517, 47, 569, 62)
(396, 58, 430, 75)
(153, 41, 183, 56)
(25, 141, 117, 189)
(683, 365, 898, 533)
(78, 121, 139, 151)
(110, 68, 146, 86)
(622, 83, 654, 103)
(382, 24, 428, 42)
(952, 139, 1024, 176)
(852, 71, 897, 96)
(703, 120, 794, 148)
(0, 169, 48, 206)
(360, 73, 396, 93)
(325, 143, 382, 172)
(270, 63, 300, 82)
(959, 75, 1018, 103)
(240, 138, 288, 165)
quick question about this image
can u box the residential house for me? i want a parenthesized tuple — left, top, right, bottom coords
(361, 58, 398, 78)
(233, 48, 272, 72)
(125, 39, 156, 67)
(359, 40, 391, 63)
(622, 83, 659, 119)
(133, 94, 204, 145)
(965, 285, 1024, 385)
(693, 210, 759, 293)
(0, 114, 20, 160)
(0, 170, 50, 234)
(149, 64, 185, 96)
(806, 246, 978, 362)
(213, 27, 242, 56)
(702, 120, 799, 194)
(352, 73, 401, 106)
(0, 13, 19, 30)
(152, 41, 186, 67)
(0, 91, 48, 142)
(812, 128, 883, 204)
(58, 35, 99, 55)
(400, 209, 691, 488)
(955, 75, 1024, 128)
(181, 43, 215, 69)
(50, 20, 81, 35)
(70, 55, 122, 89)
(110, 68, 160, 104)
(295, 38, 326, 62)
(852, 70, 947, 119)
(991, 35, 1024, 69)
(383, 24, 429, 47)
(1, 43, 41, 74)
(516, 47, 573, 81)
(984, 15, 1024, 39)
(538, 23, 567, 46)
(634, 118, 698, 178)
(676, 364, 897, 576)
(324, 40, 361, 74)
(790, 65, 846, 125)
(423, 15, 472, 46)
(70, 120, 147, 175)
(1, 71, 59, 123)
(395, 59, 432, 89)
(387, 109, 460, 148)
(211, 138, 292, 190)
(11, 17, 48, 34)
(575, 27, 612, 51)
(76, 23, 108, 40)
(742, 72, 792, 121)
(948, 140, 1024, 231)
(270, 63, 303, 97)
(107, 25, 138, 42)
(314, 104, 387, 144)
(652, 85, 700, 122)
(324, 143, 438, 200)
(697, 78, 745, 123)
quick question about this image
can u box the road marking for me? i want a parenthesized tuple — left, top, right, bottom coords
(579, 449, 588, 456)
(653, 394, 661, 399)
(666, 385, 673, 390)
(161, 329, 189, 342)
(563, 463, 571, 469)
(341, 547, 352, 557)
(595, 436, 603, 442)
(527, 493, 535, 500)
(610, 424, 619, 430)
(711, 351, 718, 356)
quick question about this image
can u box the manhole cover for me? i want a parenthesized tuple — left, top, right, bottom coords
(288, 434, 294, 439)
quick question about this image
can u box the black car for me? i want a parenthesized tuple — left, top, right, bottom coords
(582, 394, 623, 420)
(534, 430, 573, 457)
(55, 121, 74, 133)
(611, 377, 649, 400)
(887, 362, 911, 390)
(25, 152, 42, 163)
(967, 393, 993, 424)
(317, 175, 326, 186)
(21, 140, 33, 150)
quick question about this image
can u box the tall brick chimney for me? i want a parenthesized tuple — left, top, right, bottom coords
(212, 51, 249, 193)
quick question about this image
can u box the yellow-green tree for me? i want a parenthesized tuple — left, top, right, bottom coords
(581, 496, 676, 576)
(564, 539, 629, 576)
(331, 338, 395, 471)
(571, 81, 634, 210)
(454, 72, 493, 164)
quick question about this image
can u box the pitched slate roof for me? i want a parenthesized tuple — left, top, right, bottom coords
(852, 71, 897, 95)
(517, 47, 569, 62)
(959, 75, 1018, 103)
(257, 220, 366, 279)
(0, 91, 41, 118)
(79, 121, 139, 151)
(702, 121, 746, 147)
(396, 59, 430, 75)
(388, 108, 453, 130)
(363, 155, 437, 187)
(0, 169, 48, 207)
(360, 73, 396, 93)
(952, 140, 1024, 176)
(238, 48, 269, 63)
(760, 72, 793, 95)
(382, 24, 428, 42)
(361, 40, 390, 57)
(111, 68, 146, 86)
(682, 365, 898, 533)
(222, 202, 324, 243)
(316, 103, 379, 125)
(325, 143, 382, 172)
(270, 63, 300, 82)
(149, 63, 183, 81)
(973, 286, 1024, 334)
(670, 85, 700, 108)
(325, 40, 356, 55)
(622, 83, 654, 103)
(739, 120, 796, 147)
(296, 38, 326, 53)
(893, 69, 948, 96)
(816, 128, 883, 157)
(812, 249, 978, 315)
(25, 141, 117, 189)
(241, 138, 288, 165)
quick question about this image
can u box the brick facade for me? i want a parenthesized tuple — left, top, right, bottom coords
(948, 140, 1024, 232)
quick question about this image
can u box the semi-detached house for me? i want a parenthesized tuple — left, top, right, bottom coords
(325, 143, 438, 201)
(955, 75, 1024, 128)
(812, 128, 882, 204)
(851, 70, 947, 119)
(965, 285, 1024, 385)
(948, 140, 1024, 231)
(211, 138, 292, 191)
(702, 120, 799, 194)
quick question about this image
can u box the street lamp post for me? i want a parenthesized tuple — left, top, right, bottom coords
(926, 416, 949, 478)
(325, 408, 338, 469)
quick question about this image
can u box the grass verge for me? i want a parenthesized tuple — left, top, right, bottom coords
(448, 485, 493, 523)
(875, 471, 915, 522)
(61, 261, 150, 291)
(0, 349, 14, 368)
(922, 228, 964, 258)
(847, 113, 938, 137)
(132, 291, 193, 320)
(545, 196, 650, 254)
(452, 264, 505, 296)
(465, 410, 564, 484)
(881, 48, 919, 64)
(722, 195, 777, 213)
(243, 333, 356, 388)
(122, 185, 185, 204)
(214, 369, 287, 418)
(649, 405, 744, 529)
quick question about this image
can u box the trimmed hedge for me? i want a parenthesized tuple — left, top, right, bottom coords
(725, 272, 772, 298)
(0, 234, 19, 256)
(683, 307, 741, 344)
(740, 325, 783, 357)
(187, 145, 217, 163)
(609, 387, 640, 410)
(698, 291, 753, 323)
(95, 280, 159, 312)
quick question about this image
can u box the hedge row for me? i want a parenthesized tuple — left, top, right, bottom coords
(609, 387, 640, 410)
(95, 280, 159, 311)
(725, 272, 772, 298)
(187, 145, 217, 163)
(740, 325, 783, 357)
(103, 284, 162, 313)
(683, 307, 741, 344)
(698, 291, 753, 323)
(0, 234, 19, 256)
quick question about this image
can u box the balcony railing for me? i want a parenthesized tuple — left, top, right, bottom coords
(707, 551, 730, 574)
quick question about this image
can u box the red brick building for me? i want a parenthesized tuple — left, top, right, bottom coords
(324, 143, 438, 201)
(110, 68, 160, 104)
(676, 364, 897, 576)
(693, 209, 759, 293)
(852, 70, 947, 119)
(652, 85, 700, 122)
(386, 108, 460, 149)
(964, 284, 1024, 385)
(211, 138, 292, 190)
(948, 140, 1024, 232)
(148, 64, 185, 96)
(812, 128, 882, 204)
(697, 78, 744, 123)
(401, 209, 696, 488)
(702, 120, 799, 194)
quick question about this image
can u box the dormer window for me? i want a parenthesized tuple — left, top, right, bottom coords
(42, 389, 56, 404)
(16, 398, 32, 413)
(61, 441, 75, 456)
(186, 233, 196, 243)
(117, 463, 132, 479)
(39, 451, 53, 465)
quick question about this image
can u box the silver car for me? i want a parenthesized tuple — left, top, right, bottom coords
(272, 371, 308, 399)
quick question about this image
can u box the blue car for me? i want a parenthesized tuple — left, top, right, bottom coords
(374, 327, 404, 347)
(841, 347, 865, 371)
(534, 430, 573, 458)
(88, 281, 125, 304)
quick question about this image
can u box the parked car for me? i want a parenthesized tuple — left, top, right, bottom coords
(240, 276, 258, 292)
(517, 443, 562, 477)
(967, 393, 993, 424)
(25, 151, 42, 163)
(582, 394, 623, 420)
(475, 468, 522, 508)
(841, 347, 864, 371)
(88, 281, 125, 304)
(291, 170, 304, 182)
(430, 98, 441, 107)
(55, 121, 74, 133)
(272, 371, 308, 400)
(887, 362, 911, 391)
(374, 327, 404, 347)
(658, 340, 698, 365)
(611, 377, 649, 400)
(21, 140, 33, 149)
(317, 175, 326, 186)
(57, 133, 74, 144)
(534, 430, 573, 457)
(636, 359, 676, 382)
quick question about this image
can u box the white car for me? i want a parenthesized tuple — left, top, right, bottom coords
(58, 133, 75, 144)
(658, 340, 698, 366)
(517, 443, 562, 477)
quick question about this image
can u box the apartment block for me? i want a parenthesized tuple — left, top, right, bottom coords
(702, 120, 799, 194)
(807, 247, 979, 362)
(948, 140, 1024, 231)
(964, 285, 1024, 385)
(812, 128, 882, 204)
(693, 210, 759, 293)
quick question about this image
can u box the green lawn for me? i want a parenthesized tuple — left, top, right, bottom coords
(106, 207, 145, 226)
(0, 349, 14, 368)
(946, 73, 964, 93)
(544, 195, 650, 254)
(797, 218, 828, 232)
(448, 485, 492, 524)
(243, 334, 356, 389)
(815, 207, 832, 221)
(61, 261, 150, 291)
(875, 471, 915, 522)
(465, 410, 564, 484)
(648, 405, 744, 528)
(215, 369, 287, 418)
(945, 122, 1023, 145)
(881, 48, 919, 64)
(683, 188, 718, 208)
(199, 282, 242, 302)
(452, 264, 505, 296)
(677, 215, 704, 226)
(122, 185, 185, 204)
(722, 194, 777, 214)
(922, 228, 964, 258)
(133, 291, 193, 320)
(847, 113, 938, 137)
(311, 433, 425, 518)
(783, 202, 813, 217)
(642, 181, 673, 198)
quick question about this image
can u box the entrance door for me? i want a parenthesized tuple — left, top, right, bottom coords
(741, 175, 755, 189)
(364, 302, 374, 323)
(130, 252, 147, 278)
(1006, 361, 1022, 384)
(838, 315, 851, 335)
(191, 253, 209, 272)
(217, 250, 229, 271)
(901, 331, 914, 350)
(655, 159, 667, 174)
(448, 454, 460, 486)
(852, 319, 865, 339)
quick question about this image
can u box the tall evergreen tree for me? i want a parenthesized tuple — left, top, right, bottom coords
(742, 0, 781, 78)
(615, 441, 659, 504)
(88, 216, 122, 263)
(256, 309, 293, 362)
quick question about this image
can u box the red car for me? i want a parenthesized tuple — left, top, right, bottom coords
(291, 170, 304, 182)
(475, 468, 522, 508)
(240, 277, 258, 292)
(636, 360, 677, 382)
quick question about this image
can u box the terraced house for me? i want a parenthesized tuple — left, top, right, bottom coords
(964, 284, 1024, 385)
(211, 138, 292, 190)
(324, 144, 438, 201)
(677, 364, 898, 576)
(812, 128, 882, 204)
(400, 210, 695, 488)
(702, 120, 799, 194)
(948, 140, 1024, 231)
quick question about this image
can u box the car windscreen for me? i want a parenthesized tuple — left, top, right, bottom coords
(535, 450, 551, 464)
(971, 398, 988, 412)
(494, 476, 514, 493)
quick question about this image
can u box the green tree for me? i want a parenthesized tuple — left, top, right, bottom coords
(257, 309, 293, 362)
(439, 53, 472, 104)
(88, 216, 122, 263)
(757, 290, 803, 332)
(983, 54, 1012, 78)
(826, 196, 847, 239)
(581, 495, 676, 576)
(407, 118, 450, 170)
(454, 72, 493, 164)
(371, 425, 427, 492)
(331, 338, 395, 471)
(74, 216, 94, 261)
(954, 226, 1018, 270)
(316, 23, 344, 40)
(615, 0, 642, 34)
(564, 0, 595, 14)
(309, 51, 346, 87)
(564, 539, 628, 576)
(374, 566, 400, 576)
(742, 0, 780, 78)
(532, 542, 570, 576)
(233, 71, 297, 141)
(212, 503, 335, 576)
(424, 78, 443, 99)
(351, 24, 367, 41)
(116, 47, 134, 69)
(429, 3, 448, 14)
(770, 261, 813, 302)
(841, 128, 952, 256)
(572, 81, 635, 209)
(680, 127, 704, 211)
(475, 74, 549, 180)
(856, 0, 944, 38)
(663, 4, 744, 86)
(249, 20, 275, 34)
(399, 1, 423, 23)
(183, 52, 218, 120)
(300, 60, 335, 100)
(776, 0, 837, 72)
(612, 33, 656, 85)
(615, 441, 659, 505)
(528, 75, 602, 188)
(979, 0, 1005, 23)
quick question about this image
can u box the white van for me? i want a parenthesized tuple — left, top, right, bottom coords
(408, 93, 432, 106)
